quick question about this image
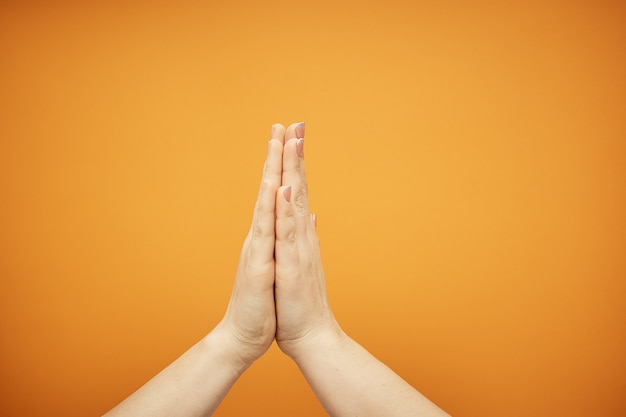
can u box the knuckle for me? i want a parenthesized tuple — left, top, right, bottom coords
(285, 228, 297, 244)
(277, 226, 296, 245)
(309, 232, 320, 246)
(294, 189, 307, 214)
(256, 198, 268, 214)
(248, 258, 272, 277)
(252, 221, 269, 239)
(258, 179, 278, 198)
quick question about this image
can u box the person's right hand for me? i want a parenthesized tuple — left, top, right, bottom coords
(215, 123, 286, 369)
(274, 123, 344, 359)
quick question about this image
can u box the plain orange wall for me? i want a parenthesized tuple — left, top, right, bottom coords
(1, 1, 625, 416)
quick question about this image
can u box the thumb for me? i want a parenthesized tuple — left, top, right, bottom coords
(275, 185, 298, 268)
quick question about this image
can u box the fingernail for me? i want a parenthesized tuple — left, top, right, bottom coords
(312, 212, 317, 227)
(283, 186, 292, 202)
(271, 124, 277, 138)
(296, 138, 304, 158)
(295, 122, 305, 139)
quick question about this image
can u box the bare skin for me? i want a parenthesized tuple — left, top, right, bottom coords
(103, 123, 449, 417)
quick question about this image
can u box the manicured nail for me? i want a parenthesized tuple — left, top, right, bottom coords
(312, 212, 317, 227)
(296, 138, 304, 158)
(295, 122, 305, 139)
(283, 186, 292, 202)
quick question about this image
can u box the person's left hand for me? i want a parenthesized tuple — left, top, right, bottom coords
(215, 124, 285, 369)
(273, 123, 342, 360)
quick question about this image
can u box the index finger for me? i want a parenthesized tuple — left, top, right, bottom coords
(282, 122, 309, 217)
(249, 124, 285, 260)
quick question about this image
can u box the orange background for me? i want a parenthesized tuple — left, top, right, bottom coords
(1, 1, 625, 416)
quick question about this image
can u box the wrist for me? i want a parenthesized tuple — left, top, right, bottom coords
(201, 323, 256, 376)
(284, 322, 349, 364)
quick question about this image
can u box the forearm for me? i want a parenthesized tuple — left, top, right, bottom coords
(104, 124, 284, 417)
(103, 325, 248, 417)
(292, 329, 450, 417)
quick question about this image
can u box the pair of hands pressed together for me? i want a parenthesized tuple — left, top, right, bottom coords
(216, 121, 338, 367)
(104, 122, 449, 417)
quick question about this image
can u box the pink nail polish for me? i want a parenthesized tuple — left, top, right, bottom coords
(283, 186, 292, 202)
(295, 122, 305, 139)
(296, 138, 304, 158)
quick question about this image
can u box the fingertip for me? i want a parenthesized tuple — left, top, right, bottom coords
(275, 185, 296, 245)
(296, 138, 304, 158)
(295, 121, 305, 139)
(276, 185, 295, 227)
(284, 122, 301, 140)
(271, 123, 286, 143)
(282, 137, 298, 164)
(283, 185, 292, 203)
(267, 137, 280, 151)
